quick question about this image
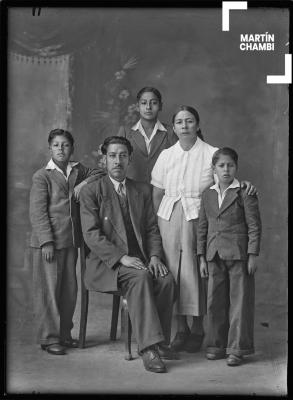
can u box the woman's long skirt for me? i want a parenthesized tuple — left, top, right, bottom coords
(158, 201, 206, 316)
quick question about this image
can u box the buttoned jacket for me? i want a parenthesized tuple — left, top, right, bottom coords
(118, 124, 178, 183)
(197, 187, 261, 261)
(29, 163, 104, 249)
(79, 175, 164, 292)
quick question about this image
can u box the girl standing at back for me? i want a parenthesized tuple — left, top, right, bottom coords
(118, 87, 177, 183)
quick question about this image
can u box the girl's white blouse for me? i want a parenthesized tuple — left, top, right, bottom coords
(151, 138, 218, 221)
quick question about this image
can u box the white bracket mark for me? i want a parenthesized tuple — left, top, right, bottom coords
(222, 2, 248, 31)
(267, 54, 292, 84)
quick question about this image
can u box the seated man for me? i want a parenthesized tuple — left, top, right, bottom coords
(79, 136, 177, 373)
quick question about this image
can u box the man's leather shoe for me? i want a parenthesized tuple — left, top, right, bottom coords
(155, 344, 180, 360)
(41, 344, 66, 355)
(170, 330, 190, 351)
(60, 338, 79, 348)
(227, 354, 243, 366)
(206, 352, 226, 360)
(141, 347, 167, 373)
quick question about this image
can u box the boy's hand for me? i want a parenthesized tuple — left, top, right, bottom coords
(73, 181, 87, 201)
(247, 254, 258, 275)
(41, 242, 55, 263)
(199, 257, 209, 278)
(241, 180, 258, 196)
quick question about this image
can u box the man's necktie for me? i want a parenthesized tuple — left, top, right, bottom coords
(118, 182, 127, 202)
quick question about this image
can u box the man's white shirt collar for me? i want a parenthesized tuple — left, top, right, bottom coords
(108, 175, 126, 193)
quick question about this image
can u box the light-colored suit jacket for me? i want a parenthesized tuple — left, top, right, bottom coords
(79, 175, 164, 292)
(29, 163, 104, 249)
(197, 187, 262, 261)
(118, 124, 178, 183)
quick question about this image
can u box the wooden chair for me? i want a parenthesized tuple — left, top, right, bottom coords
(78, 238, 133, 360)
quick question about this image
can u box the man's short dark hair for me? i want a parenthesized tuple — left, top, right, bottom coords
(48, 129, 74, 146)
(101, 136, 133, 156)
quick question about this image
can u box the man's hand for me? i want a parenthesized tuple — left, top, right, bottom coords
(73, 181, 87, 201)
(199, 256, 209, 278)
(41, 242, 55, 263)
(247, 254, 258, 275)
(120, 255, 148, 270)
(241, 180, 257, 196)
(147, 256, 168, 279)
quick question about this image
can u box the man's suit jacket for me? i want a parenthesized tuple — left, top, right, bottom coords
(79, 175, 164, 292)
(30, 163, 103, 249)
(197, 187, 261, 261)
(118, 124, 178, 183)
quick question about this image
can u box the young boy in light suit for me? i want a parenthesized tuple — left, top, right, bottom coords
(30, 129, 104, 355)
(197, 147, 262, 366)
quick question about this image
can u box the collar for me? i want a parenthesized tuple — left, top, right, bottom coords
(132, 119, 167, 134)
(45, 159, 79, 170)
(175, 136, 202, 153)
(210, 178, 240, 193)
(108, 175, 126, 192)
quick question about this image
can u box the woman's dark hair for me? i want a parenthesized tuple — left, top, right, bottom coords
(136, 87, 162, 104)
(101, 136, 133, 156)
(172, 105, 204, 141)
(212, 147, 238, 167)
(48, 129, 74, 146)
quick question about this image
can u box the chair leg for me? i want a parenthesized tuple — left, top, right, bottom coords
(122, 298, 133, 360)
(78, 286, 89, 348)
(79, 241, 89, 349)
(110, 295, 120, 341)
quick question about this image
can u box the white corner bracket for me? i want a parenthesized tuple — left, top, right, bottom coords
(222, 1, 248, 31)
(267, 54, 292, 84)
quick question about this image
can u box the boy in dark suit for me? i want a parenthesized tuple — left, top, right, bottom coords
(79, 136, 177, 373)
(30, 129, 104, 355)
(197, 147, 262, 366)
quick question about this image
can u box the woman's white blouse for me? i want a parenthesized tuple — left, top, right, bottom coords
(151, 138, 218, 221)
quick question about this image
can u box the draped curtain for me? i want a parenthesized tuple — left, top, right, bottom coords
(8, 8, 106, 59)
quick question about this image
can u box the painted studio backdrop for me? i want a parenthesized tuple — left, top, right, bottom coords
(8, 8, 288, 313)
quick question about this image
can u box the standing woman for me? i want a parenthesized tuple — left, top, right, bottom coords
(151, 106, 255, 353)
(118, 87, 177, 183)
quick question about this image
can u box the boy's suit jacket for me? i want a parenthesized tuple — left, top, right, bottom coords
(79, 175, 164, 292)
(30, 163, 104, 249)
(118, 124, 178, 183)
(197, 187, 261, 261)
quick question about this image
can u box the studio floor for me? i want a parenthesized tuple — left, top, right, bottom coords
(6, 268, 287, 396)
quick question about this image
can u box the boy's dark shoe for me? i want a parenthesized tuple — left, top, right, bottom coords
(141, 347, 167, 373)
(41, 343, 66, 355)
(206, 352, 226, 360)
(60, 338, 79, 348)
(227, 354, 243, 366)
(184, 333, 204, 353)
(155, 344, 180, 360)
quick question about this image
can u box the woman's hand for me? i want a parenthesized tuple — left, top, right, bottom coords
(241, 181, 257, 196)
